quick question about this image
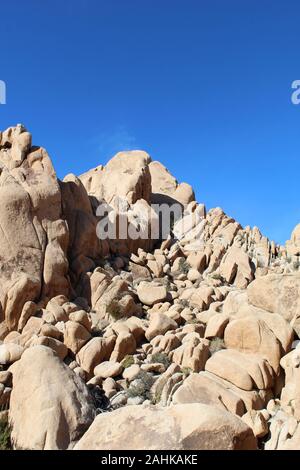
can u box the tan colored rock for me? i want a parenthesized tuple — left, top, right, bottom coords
(241, 410, 268, 438)
(247, 274, 300, 323)
(9, 346, 95, 450)
(79, 150, 156, 256)
(123, 364, 140, 381)
(76, 336, 116, 377)
(17, 301, 37, 332)
(149, 161, 194, 205)
(222, 290, 248, 316)
(3, 331, 21, 344)
(0, 343, 24, 365)
(137, 282, 167, 306)
(172, 372, 245, 416)
(224, 317, 281, 373)
(129, 262, 151, 280)
(220, 245, 254, 288)
(86, 150, 151, 205)
(0, 127, 70, 330)
(147, 259, 163, 278)
(189, 286, 214, 310)
(60, 173, 100, 283)
(94, 361, 123, 379)
(31, 336, 68, 360)
(233, 303, 294, 354)
(280, 346, 300, 420)
(286, 224, 300, 256)
(151, 333, 181, 355)
(40, 324, 62, 340)
(264, 410, 298, 450)
(145, 313, 177, 341)
(187, 269, 201, 282)
(64, 321, 91, 354)
(74, 403, 256, 450)
(96, 279, 138, 320)
(89, 270, 110, 310)
(110, 331, 136, 362)
(186, 252, 207, 273)
(172, 337, 210, 372)
(69, 311, 92, 332)
(110, 317, 146, 346)
(205, 349, 274, 391)
(0, 322, 9, 341)
(175, 370, 270, 414)
(44, 301, 68, 323)
(205, 313, 230, 339)
(200, 371, 273, 411)
(4, 275, 41, 331)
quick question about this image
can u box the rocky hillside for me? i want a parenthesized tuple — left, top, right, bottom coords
(0, 124, 300, 450)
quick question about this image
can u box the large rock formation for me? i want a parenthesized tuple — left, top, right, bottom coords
(9, 346, 95, 449)
(74, 403, 256, 450)
(0, 125, 70, 331)
(0, 124, 299, 450)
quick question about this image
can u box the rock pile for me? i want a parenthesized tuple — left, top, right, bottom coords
(0, 124, 299, 450)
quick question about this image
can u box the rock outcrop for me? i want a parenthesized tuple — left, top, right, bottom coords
(9, 346, 95, 450)
(74, 403, 256, 450)
(0, 124, 299, 450)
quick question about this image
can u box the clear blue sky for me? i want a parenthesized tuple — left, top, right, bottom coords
(0, 0, 299, 245)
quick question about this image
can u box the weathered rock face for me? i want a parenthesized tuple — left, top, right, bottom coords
(220, 245, 254, 288)
(149, 161, 195, 206)
(172, 372, 245, 416)
(74, 403, 256, 450)
(247, 274, 300, 323)
(9, 346, 95, 450)
(279, 345, 300, 421)
(60, 174, 102, 285)
(286, 224, 300, 256)
(80, 151, 152, 205)
(0, 125, 70, 330)
(79, 151, 155, 256)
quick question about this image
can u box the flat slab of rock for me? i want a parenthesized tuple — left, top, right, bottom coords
(145, 313, 177, 341)
(137, 282, 167, 306)
(74, 403, 257, 450)
(172, 372, 245, 416)
(247, 274, 300, 323)
(94, 361, 123, 378)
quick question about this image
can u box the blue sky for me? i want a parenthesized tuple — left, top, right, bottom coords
(0, 0, 299, 244)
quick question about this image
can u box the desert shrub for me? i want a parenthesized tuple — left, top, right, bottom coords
(151, 388, 163, 405)
(106, 299, 122, 321)
(151, 352, 170, 369)
(127, 371, 154, 400)
(122, 355, 135, 369)
(180, 299, 190, 308)
(0, 416, 11, 450)
(209, 337, 225, 355)
(181, 366, 193, 376)
(159, 278, 172, 290)
(210, 272, 223, 281)
(178, 258, 190, 275)
(293, 260, 300, 271)
(186, 318, 200, 325)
